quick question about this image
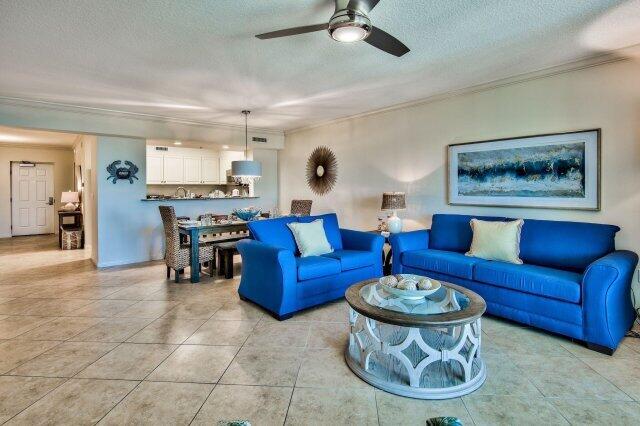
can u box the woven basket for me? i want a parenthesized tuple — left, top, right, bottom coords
(61, 228, 82, 250)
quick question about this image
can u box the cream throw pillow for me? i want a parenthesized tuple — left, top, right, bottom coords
(287, 219, 333, 257)
(466, 219, 524, 264)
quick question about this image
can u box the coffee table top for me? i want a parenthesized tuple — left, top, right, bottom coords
(345, 278, 486, 328)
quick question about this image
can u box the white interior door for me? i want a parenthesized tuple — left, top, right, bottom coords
(11, 163, 55, 236)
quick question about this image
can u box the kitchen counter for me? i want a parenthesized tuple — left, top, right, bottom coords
(142, 196, 259, 201)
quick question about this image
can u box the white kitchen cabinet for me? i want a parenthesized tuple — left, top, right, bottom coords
(183, 157, 202, 184)
(147, 155, 164, 184)
(163, 156, 184, 184)
(201, 156, 220, 184)
(219, 151, 245, 183)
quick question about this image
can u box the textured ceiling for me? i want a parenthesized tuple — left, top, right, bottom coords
(0, 0, 638, 131)
(0, 125, 78, 147)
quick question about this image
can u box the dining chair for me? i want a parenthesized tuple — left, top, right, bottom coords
(159, 206, 215, 283)
(290, 199, 312, 216)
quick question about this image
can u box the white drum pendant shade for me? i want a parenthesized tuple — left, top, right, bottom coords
(232, 110, 262, 181)
(231, 160, 261, 178)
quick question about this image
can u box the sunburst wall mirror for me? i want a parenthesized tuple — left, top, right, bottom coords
(306, 146, 337, 195)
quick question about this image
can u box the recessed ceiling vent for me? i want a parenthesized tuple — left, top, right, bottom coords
(252, 137, 268, 143)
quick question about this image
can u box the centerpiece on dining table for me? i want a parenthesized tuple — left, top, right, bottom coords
(232, 206, 262, 221)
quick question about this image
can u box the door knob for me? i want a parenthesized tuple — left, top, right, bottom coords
(48, 197, 54, 205)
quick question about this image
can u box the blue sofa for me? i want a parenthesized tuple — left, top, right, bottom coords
(390, 214, 638, 354)
(237, 213, 384, 320)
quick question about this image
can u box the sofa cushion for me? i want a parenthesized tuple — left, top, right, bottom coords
(323, 249, 376, 271)
(474, 261, 582, 303)
(247, 216, 298, 252)
(429, 214, 508, 253)
(298, 213, 343, 250)
(518, 219, 619, 272)
(296, 256, 341, 281)
(401, 249, 487, 280)
(287, 219, 333, 257)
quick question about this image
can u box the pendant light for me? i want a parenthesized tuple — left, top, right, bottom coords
(231, 110, 262, 184)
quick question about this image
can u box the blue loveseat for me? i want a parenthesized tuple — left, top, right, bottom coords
(390, 214, 638, 354)
(237, 213, 384, 320)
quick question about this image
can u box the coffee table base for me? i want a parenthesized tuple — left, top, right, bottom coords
(345, 307, 486, 399)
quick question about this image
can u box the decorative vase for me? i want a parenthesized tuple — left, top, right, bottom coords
(387, 211, 402, 233)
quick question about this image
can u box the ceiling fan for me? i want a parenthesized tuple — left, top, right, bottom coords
(255, 0, 410, 57)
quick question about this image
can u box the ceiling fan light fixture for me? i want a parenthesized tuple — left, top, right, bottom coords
(328, 10, 371, 43)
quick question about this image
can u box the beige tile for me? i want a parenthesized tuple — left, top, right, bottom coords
(488, 326, 573, 356)
(285, 387, 378, 425)
(162, 300, 223, 319)
(561, 339, 640, 360)
(0, 340, 60, 374)
(70, 317, 155, 342)
(582, 356, 640, 400)
(0, 316, 54, 339)
(105, 284, 166, 300)
(473, 353, 543, 397)
(7, 378, 137, 425)
(99, 381, 212, 425)
(549, 398, 640, 425)
(0, 376, 66, 423)
(115, 300, 180, 318)
(127, 318, 205, 344)
(58, 286, 123, 300)
(212, 300, 266, 321)
(24, 298, 96, 316)
(16, 316, 103, 341)
(147, 345, 239, 383)
(376, 392, 473, 426)
(307, 322, 349, 349)
(9, 341, 116, 377)
(77, 343, 176, 380)
(244, 321, 310, 348)
(192, 384, 292, 426)
(67, 299, 138, 317)
(296, 347, 369, 389)
(462, 394, 569, 425)
(513, 354, 631, 400)
(294, 300, 349, 323)
(220, 346, 303, 386)
(184, 319, 256, 345)
(0, 297, 15, 305)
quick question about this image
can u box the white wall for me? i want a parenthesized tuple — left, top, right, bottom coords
(0, 144, 74, 237)
(281, 59, 640, 257)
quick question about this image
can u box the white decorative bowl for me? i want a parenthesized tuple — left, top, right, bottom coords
(379, 274, 441, 300)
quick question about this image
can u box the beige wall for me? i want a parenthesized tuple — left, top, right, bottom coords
(0, 144, 75, 237)
(281, 59, 640, 260)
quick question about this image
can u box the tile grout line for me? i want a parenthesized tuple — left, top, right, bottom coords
(1, 376, 72, 423)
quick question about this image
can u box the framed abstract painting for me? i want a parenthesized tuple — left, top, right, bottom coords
(447, 129, 600, 210)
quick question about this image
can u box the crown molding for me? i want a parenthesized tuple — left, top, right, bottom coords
(285, 50, 633, 135)
(0, 96, 285, 135)
(0, 141, 73, 151)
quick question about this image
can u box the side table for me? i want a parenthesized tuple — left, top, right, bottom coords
(369, 230, 392, 275)
(58, 210, 84, 249)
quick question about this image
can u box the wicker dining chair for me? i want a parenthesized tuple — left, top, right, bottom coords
(159, 206, 215, 283)
(290, 199, 312, 216)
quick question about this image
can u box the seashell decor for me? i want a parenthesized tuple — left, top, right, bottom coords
(380, 275, 399, 288)
(396, 277, 418, 291)
(418, 278, 432, 290)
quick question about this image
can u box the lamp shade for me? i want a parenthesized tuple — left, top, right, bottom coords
(231, 160, 262, 178)
(60, 191, 79, 203)
(381, 192, 406, 210)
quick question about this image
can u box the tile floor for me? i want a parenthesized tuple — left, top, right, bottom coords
(1, 235, 640, 425)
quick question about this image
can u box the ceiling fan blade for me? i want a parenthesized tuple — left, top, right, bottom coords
(347, 0, 381, 13)
(255, 23, 328, 40)
(364, 26, 409, 57)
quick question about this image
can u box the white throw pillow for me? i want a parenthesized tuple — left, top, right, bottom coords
(287, 219, 333, 257)
(466, 219, 524, 264)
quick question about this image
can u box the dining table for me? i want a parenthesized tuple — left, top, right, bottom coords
(178, 220, 250, 283)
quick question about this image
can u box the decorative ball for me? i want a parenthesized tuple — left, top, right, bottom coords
(397, 278, 418, 291)
(380, 275, 398, 288)
(418, 278, 432, 290)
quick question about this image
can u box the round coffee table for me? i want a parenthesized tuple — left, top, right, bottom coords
(344, 278, 487, 399)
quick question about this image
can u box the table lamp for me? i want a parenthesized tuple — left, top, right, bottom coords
(60, 191, 79, 211)
(381, 192, 406, 234)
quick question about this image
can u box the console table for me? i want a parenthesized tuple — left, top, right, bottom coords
(58, 210, 84, 249)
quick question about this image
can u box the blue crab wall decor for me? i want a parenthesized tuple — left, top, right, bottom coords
(106, 160, 139, 184)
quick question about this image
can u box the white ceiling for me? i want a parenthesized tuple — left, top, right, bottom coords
(1, 0, 638, 131)
(0, 125, 78, 147)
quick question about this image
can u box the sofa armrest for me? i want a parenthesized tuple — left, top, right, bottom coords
(340, 229, 385, 253)
(237, 240, 297, 316)
(582, 250, 639, 349)
(389, 230, 430, 274)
